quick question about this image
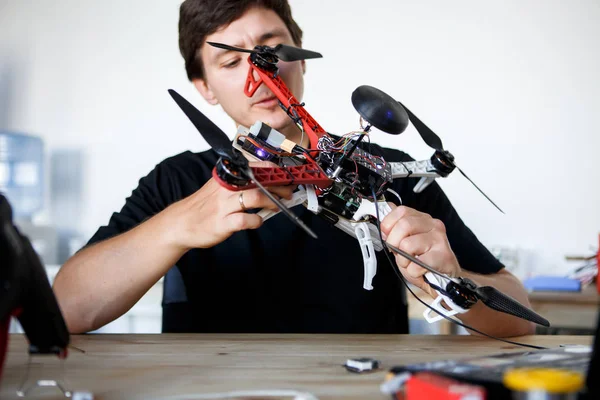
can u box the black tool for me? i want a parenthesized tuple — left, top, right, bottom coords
(0, 194, 70, 380)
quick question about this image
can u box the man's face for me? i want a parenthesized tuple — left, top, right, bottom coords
(195, 6, 305, 139)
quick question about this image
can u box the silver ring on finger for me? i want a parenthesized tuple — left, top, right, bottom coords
(238, 192, 247, 212)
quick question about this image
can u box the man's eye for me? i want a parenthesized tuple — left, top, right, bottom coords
(223, 59, 240, 68)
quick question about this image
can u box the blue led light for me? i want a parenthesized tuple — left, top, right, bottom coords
(256, 148, 267, 159)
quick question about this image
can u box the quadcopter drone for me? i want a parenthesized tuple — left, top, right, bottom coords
(168, 42, 549, 328)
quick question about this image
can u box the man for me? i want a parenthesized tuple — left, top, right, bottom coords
(53, 0, 534, 337)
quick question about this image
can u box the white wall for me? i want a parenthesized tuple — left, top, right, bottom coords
(1, 0, 599, 274)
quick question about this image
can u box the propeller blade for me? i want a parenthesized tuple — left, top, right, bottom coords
(168, 89, 233, 152)
(206, 42, 254, 54)
(242, 168, 318, 239)
(397, 101, 444, 151)
(274, 44, 323, 62)
(474, 285, 550, 327)
(455, 165, 505, 214)
(395, 100, 503, 213)
(207, 41, 322, 63)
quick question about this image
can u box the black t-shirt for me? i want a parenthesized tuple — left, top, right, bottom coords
(86, 143, 503, 333)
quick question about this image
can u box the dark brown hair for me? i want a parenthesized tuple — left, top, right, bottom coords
(179, 0, 303, 81)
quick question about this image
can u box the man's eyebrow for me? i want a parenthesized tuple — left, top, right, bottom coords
(256, 29, 288, 44)
(209, 29, 290, 64)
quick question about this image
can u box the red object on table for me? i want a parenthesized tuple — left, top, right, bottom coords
(404, 372, 486, 400)
(597, 233, 599, 294)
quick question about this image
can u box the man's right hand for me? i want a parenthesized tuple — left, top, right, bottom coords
(161, 161, 296, 251)
(53, 162, 295, 333)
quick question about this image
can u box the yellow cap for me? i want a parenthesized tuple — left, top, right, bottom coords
(503, 368, 584, 394)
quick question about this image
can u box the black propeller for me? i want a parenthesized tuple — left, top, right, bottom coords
(472, 284, 550, 327)
(397, 100, 504, 214)
(384, 242, 549, 327)
(207, 42, 322, 62)
(168, 89, 234, 159)
(167, 89, 317, 239)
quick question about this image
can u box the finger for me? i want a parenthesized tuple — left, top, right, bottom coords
(393, 252, 411, 269)
(396, 265, 438, 299)
(223, 212, 263, 233)
(380, 206, 417, 234)
(391, 233, 435, 269)
(398, 233, 435, 258)
(397, 261, 436, 298)
(385, 215, 436, 249)
(267, 184, 297, 200)
(225, 188, 282, 214)
(405, 262, 428, 280)
(398, 267, 426, 288)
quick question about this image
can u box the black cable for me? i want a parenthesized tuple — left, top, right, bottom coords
(399, 160, 412, 179)
(369, 184, 547, 350)
(281, 166, 296, 184)
(422, 275, 449, 297)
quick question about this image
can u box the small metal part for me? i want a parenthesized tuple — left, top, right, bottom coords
(344, 357, 381, 373)
(72, 391, 94, 400)
(330, 165, 343, 179)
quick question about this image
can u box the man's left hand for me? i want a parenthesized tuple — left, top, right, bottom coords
(380, 204, 461, 298)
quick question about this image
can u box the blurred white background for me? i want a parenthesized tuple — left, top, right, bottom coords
(1, 0, 599, 332)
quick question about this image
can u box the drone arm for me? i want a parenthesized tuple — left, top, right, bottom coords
(244, 65, 263, 97)
(247, 61, 328, 149)
(390, 160, 442, 179)
(390, 161, 445, 193)
(213, 163, 332, 191)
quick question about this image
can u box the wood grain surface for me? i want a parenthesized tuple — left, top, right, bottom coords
(0, 334, 593, 400)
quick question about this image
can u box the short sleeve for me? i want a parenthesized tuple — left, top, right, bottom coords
(85, 163, 172, 247)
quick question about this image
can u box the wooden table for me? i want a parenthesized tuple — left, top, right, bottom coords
(1, 334, 593, 400)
